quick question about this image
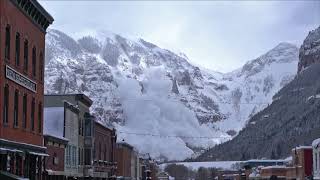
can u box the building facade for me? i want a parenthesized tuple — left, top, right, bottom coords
(93, 121, 117, 179)
(116, 142, 134, 179)
(313, 138, 320, 180)
(0, 0, 53, 179)
(44, 94, 97, 179)
(43, 106, 69, 180)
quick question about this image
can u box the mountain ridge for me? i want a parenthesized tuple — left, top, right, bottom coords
(44, 28, 299, 161)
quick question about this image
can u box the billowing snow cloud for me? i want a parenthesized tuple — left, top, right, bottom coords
(115, 67, 228, 161)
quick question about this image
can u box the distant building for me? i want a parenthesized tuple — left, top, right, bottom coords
(116, 142, 134, 179)
(157, 172, 170, 180)
(289, 146, 313, 179)
(260, 166, 287, 179)
(0, 0, 53, 179)
(93, 121, 117, 179)
(44, 94, 94, 178)
(217, 170, 243, 180)
(249, 146, 313, 180)
(242, 159, 286, 169)
(313, 138, 320, 180)
(43, 106, 69, 179)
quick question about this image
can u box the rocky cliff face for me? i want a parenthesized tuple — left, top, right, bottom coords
(298, 26, 320, 72)
(197, 26, 320, 161)
(44, 29, 299, 161)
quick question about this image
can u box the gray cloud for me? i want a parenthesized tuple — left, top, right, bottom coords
(40, 1, 320, 73)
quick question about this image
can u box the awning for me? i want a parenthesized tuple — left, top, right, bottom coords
(28, 151, 49, 157)
(0, 147, 24, 154)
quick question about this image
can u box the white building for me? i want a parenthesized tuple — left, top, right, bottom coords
(313, 138, 320, 179)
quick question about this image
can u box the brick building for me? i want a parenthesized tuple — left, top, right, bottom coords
(313, 138, 320, 180)
(93, 121, 117, 179)
(0, 0, 53, 179)
(44, 94, 94, 179)
(43, 106, 69, 180)
(116, 141, 134, 179)
(252, 146, 313, 180)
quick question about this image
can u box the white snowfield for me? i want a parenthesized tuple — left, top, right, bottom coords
(44, 107, 67, 141)
(160, 161, 240, 171)
(44, 29, 299, 161)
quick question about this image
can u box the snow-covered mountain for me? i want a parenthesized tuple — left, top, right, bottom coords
(44, 29, 298, 161)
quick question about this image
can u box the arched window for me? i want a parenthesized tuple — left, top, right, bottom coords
(24, 40, 28, 71)
(99, 142, 102, 160)
(23, 94, 27, 128)
(31, 98, 35, 131)
(39, 52, 44, 81)
(5, 25, 11, 60)
(3, 84, 9, 124)
(13, 90, 19, 127)
(38, 102, 42, 133)
(15, 33, 20, 66)
(32, 46, 36, 77)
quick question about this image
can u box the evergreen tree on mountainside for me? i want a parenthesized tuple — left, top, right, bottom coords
(196, 26, 320, 161)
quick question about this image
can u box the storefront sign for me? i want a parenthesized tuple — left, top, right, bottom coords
(6, 65, 37, 92)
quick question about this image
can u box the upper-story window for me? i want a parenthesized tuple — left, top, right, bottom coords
(85, 118, 92, 136)
(5, 25, 11, 60)
(31, 97, 35, 131)
(22, 94, 27, 129)
(14, 90, 19, 127)
(39, 52, 44, 81)
(15, 33, 20, 66)
(38, 102, 42, 133)
(24, 40, 29, 71)
(32, 47, 36, 77)
(3, 84, 9, 124)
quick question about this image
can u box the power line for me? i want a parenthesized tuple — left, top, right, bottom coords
(121, 98, 271, 105)
(117, 131, 230, 139)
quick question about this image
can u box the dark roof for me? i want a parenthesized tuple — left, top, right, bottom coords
(9, 0, 54, 32)
(30, 0, 54, 23)
(95, 120, 115, 132)
(45, 94, 93, 107)
(117, 142, 134, 150)
(44, 134, 68, 145)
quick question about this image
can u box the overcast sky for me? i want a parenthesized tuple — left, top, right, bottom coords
(39, 1, 319, 73)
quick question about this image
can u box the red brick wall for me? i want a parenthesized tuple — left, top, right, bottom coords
(45, 142, 65, 172)
(304, 149, 313, 177)
(0, 0, 45, 146)
(116, 145, 132, 177)
(94, 122, 116, 163)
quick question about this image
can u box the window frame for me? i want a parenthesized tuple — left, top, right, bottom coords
(32, 46, 36, 78)
(13, 90, 19, 127)
(23, 40, 29, 72)
(22, 94, 27, 129)
(31, 97, 35, 131)
(3, 84, 9, 124)
(38, 102, 42, 133)
(15, 32, 20, 66)
(5, 25, 11, 60)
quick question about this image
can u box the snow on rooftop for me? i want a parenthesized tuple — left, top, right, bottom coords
(160, 161, 240, 171)
(312, 138, 320, 148)
(245, 159, 286, 163)
(44, 107, 65, 140)
(291, 146, 312, 151)
(261, 165, 287, 170)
